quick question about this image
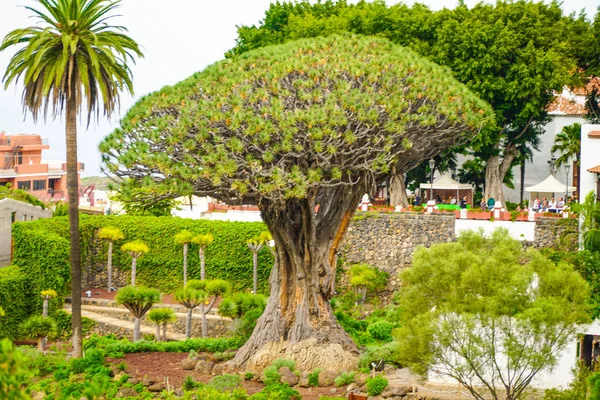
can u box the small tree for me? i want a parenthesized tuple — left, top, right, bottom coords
(98, 226, 125, 291)
(115, 286, 160, 342)
(121, 240, 149, 286)
(218, 293, 267, 338)
(21, 316, 57, 351)
(188, 279, 232, 337)
(175, 286, 206, 339)
(396, 229, 590, 400)
(247, 231, 271, 294)
(192, 233, 214, 280)
(175, 230, 195, 287)
(348, 264, 388, 303)
(147, 308, 176, 342)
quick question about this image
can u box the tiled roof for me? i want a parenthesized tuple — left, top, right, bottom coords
(589, 131, 600, 139)
(588, 165, 600, 173)
(547, 95, 587, 115)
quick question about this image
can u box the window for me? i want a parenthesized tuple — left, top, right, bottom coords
(33, 180, 46, 191)
(17, 181, 31, 190)
(11, 212, 16, 223)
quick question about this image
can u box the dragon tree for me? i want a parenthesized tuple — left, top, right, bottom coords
(100, 35, 492, 371)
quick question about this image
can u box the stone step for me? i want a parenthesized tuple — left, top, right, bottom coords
(79, 297, 220, 315)
(63, 306, 187, 341)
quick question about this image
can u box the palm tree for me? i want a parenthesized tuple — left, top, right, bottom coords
(247, 231, 271, 294)
(98, 226, 124, 291)
(188, 279, 232, 337)
(115, 286, 160, 342)
(551, 123, 581, 199)
(175, 230, 195, 286)
(0, 0, 142, 358)
(192, 233, 213, 280)
(175, 285, 206, 339)
(121, 240, 149, 286)
(573, 192, 600, 253)
(147, 307, 176, 342)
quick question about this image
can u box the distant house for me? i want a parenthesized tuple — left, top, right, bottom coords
(0, 197, 52, 267)
(580, 125, 600, 201)
(0, 131, 83, 202)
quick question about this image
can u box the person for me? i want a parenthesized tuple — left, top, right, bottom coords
(450, 197, 457, 205)
(436, 195, 442, 203)
(541, 197, 548, 212)
(556, 197, 565, 210)
(460, 196, 467, 209)
(516, 205, 522, 212)
(532, 197, 540, 212)
(414, 194, 421, 206)
(487, 197, 495, 210)
(480, 199, 487, 210)
(548, 197, 555, 212)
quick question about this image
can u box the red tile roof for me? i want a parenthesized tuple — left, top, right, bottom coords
(547, 95, 587, 115)
(588, 165, 600, 173)
(589, 131, 600, 139)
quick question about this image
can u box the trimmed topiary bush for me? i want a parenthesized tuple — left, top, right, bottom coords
(366, 375, 388, 396)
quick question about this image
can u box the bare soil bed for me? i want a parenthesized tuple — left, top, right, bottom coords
(109, 352, 345, 399)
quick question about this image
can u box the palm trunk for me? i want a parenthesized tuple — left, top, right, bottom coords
(199, 247, 205, 280)
(183, 243, 188, 287)
(131, 257, 137, 286)
(107, 241, 113, 291)
(233, 186, 363, 372)
(162, 323, 167, 342)
(37, 337, 44, 352)
(155, 324, 161, 342)
(67, 88, 83, 358)
(133, 317, 141, 342)
(42, 298, 49, 349)
(252, 252, 258, 294)
(186, 308, 193, 339)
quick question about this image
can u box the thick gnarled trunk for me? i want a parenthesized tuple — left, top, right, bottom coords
(67, 91, 83, 358)
(484, 147, 516, 206)
(389, 172, 408, 207)
(232, 185, 364, 372)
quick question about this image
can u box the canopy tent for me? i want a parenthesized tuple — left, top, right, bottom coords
(419, 175, 474, 206)
(524, 174, 575, 208)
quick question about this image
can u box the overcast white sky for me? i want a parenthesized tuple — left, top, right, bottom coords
(0, 0, 597, 176)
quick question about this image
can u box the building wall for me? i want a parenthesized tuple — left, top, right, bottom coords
(581, 124, 600, 200)
(0, 198, 52, 267)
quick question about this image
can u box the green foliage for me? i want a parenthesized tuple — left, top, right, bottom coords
(109, 187, 178, 217)
(308, 368, 322, 387)
(366, 375, 388, 396)
(101, 34, 491, 206)
(205, 279, 233, 297)
(271, 358, 296, 371)
(193, 386, 249, 399)
(551, 123, 581, 168)
(208, 374, 242, 392)
(571, 192, 600, 253)
(218, 293, 267, 319)
(21, 315, 58, 340)
(121, 239, 150, 257)
(175, 287, 206, 309)
(0, 339, 30, 399)
(83, 334, 244, 358)
(175, 230, 195, 245)
(358, 342, 399, 370)
(213, 351, 236, 362)
(40, 289, 58, 299)
(0, 184, 45, 208)
(334, 371, 355, 387)
(53, 309, 96, 339)
(543, 361, 589, 400)
(183, 375, 199, 391)
(12, 215, 274, 293)
(193, 232, 215, 247)
(367, 320, 394, 342)
(244, 372, 254, 381)
(98, 226, 125, 242)
(396, 228, 591, 399)
(589, 372, 600, 400)
(250, 383, 300, 400)
(147, 308, 176, 324)
(261, 366, 281, 386)
(115, 286, 160, 318)
(235, 309, 263, 338)
(348, 263, 388, 302)
(0, 266, 37, 339)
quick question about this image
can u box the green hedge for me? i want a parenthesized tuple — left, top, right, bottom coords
(12, 215, 274, 294)
(0, 266, 35, 339)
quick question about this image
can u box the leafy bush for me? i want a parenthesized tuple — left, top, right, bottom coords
(261, 366, 281, 386)
(183, 375, 199, 391)
(0, 339, 31, 399)
(54, 309, 96, 339)
(348, 264, 389, 302)
(244, 372, 254, 381)
(0, 266, 37, 339)
(83, 334, 244, 358)
(250, 383, 300, 400)
(213, 351, 236, 362)
(235, 308, 264, 338)
(308, 368, 322, 387)
(12, 215, 273, 294)
(334, 371, 355, 386)
(358, 342, 399, 370)
(21, 315, 58, 341)
(194, 386, 249, 399)
(366, 375, 388, 396)
(367, 320, 394, 342)
(208, 374, 242, 392)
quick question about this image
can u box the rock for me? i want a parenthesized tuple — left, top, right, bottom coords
(355, 373, 369, 386)
(181, 358, 197, 370)
(317, 370, 338, 387)
(299, 371, 310, 387)
(212, 364, 224, 375)
(174, 388, 184, 396)
(195, 360, 215, 374)
(383, 364, 396, 374)
(128, 377, 140, 385)
(32, 392, 45, 400)
(391, 387, 408, 396)
(330, 388, 338, 394)
(380, 389, 394, 398)
(147, 382, 166, 392)
(278, 366, 299, 386)
(116, 387, 138, 398)
(346, 383, 359, 393)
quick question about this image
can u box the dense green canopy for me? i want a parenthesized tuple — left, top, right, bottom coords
(101, 34, 492, 207)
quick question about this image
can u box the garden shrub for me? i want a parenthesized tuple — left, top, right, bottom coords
(367, 320, 394, 342)
(366, 375, 388, 396)
(358, 342, 400, 370)
(250, 383, 300, 400)
(0, 338, 31, 399)
(183, 375, 200, 391)
(334, 371, 356, 386)
(0, 266, 36, 339)
(208, 374, 242, 392)
(12, 215, 274, 293)
(54, 309, 97, 339)
(348, 263, 389, 303)
(308, 368, 322, 387)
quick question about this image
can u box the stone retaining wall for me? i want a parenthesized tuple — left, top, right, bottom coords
(341, 212, 455, 280)
(533, 217, 578, 250)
